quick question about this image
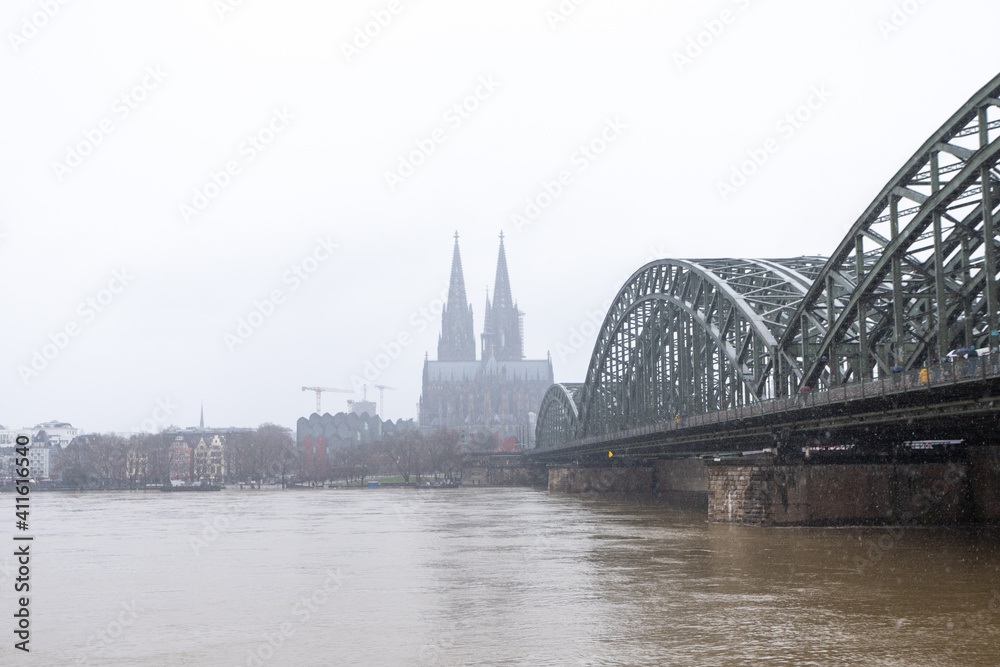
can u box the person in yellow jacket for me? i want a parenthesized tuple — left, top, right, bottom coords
(919, 367, 929, 384)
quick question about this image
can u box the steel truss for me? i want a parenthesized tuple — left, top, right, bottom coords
(536, 73, 1000, 450)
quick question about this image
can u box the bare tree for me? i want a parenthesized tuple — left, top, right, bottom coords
(144, 432, 173, 485)
(225, 431, 254, 483)
(380, 429, 427, 483)
(225, 425, 295, 487)
(86, 434, 129, 489)
(123, 434, 161, 489)
(328, 446, 350, 486)
(346, 443, 374, 487)
(257, 423, 295, 487)
(54, 438, 96, 489)
(427, 428, 463, 482)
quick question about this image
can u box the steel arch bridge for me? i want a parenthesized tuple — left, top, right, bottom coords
(536, 72, 1000, 451)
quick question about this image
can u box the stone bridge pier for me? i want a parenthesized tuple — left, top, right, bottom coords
(546, 458, 707, 503)
(544, 447, 1000, 526)
(707, 447, 1000, 526)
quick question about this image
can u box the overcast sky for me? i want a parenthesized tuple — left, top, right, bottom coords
(2, 0, 998, 433)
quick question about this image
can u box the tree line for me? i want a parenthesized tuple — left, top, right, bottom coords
(298, 428, 464, 486)
(52, 423, 296, 489)
(46, 425, 466, 489)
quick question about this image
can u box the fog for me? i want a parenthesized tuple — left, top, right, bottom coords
(2, 0, 998, 432)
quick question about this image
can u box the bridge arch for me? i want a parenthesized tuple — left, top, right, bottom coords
(778, 73, 1000, 392)
(536, 72, 1000, 450)
(575, 258, 829, 440)
(536, 383, 584, 449)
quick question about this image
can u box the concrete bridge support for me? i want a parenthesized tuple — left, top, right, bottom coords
(463, 454, 548, 487)
(547, 464, 653, 494)
(653, 458, 708, 504)
(708, 449, 1000, 526)
(546, 458, 710, 499)
(968, 446, 1000, 520)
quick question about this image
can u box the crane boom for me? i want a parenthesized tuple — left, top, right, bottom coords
(301, 386, 353, 414)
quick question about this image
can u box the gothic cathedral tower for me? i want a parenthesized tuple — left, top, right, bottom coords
(437, 232, 476, 361)
(420, 231, 553, 448)
(481, 232, 523, 361)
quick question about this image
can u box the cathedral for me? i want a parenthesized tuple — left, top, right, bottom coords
(418, 232, 554, 450)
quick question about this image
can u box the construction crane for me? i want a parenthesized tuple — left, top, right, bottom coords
(373, 384, 396, 418)
(301, 386, 353, 414)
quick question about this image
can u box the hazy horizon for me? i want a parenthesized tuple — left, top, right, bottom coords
(3, 0, 999, 434)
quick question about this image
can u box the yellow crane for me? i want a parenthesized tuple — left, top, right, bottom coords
(301, 386, 353, 414)
(373, 384, 396, 418)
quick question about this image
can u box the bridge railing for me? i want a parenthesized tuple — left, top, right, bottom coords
(538, 354, 1000, 450)
(680, 354, 1000, 430)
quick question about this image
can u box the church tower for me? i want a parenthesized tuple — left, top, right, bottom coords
(437, 232, 476, 361)
(481, 232, 523, 361)
(420, 231, 552, 448)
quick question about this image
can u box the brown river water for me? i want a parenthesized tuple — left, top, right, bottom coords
(7, 488, 1000, 666)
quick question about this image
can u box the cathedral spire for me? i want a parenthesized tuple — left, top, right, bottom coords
(199, 402, 204, 430)
(437, 232, 476, 361)
(481, 231, 523, 361)
(483, 286, 492, 334)
(492, 231, 514, 313)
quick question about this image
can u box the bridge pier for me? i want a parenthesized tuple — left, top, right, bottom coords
(653, 459, 708, 504)
(546, 458, 709, 500)
(708, 449, 1000, 526)
(547, 464, 653, 494)
(538, 449, 1000, 526)
(969, 446, 1000, 520)
(463, 453, 548, 487)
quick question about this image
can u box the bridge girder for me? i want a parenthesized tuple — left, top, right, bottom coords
(536, 72, 1000, 453)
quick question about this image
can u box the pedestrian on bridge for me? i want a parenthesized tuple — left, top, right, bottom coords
(796, 385, 811, 407)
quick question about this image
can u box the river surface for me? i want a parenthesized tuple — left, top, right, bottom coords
(7, 488, 1000, 666)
